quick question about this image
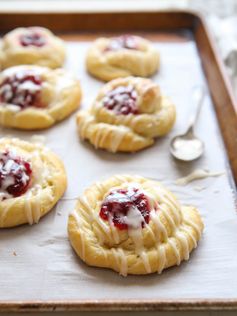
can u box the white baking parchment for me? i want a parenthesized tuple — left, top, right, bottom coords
(0, 39, 237, 302)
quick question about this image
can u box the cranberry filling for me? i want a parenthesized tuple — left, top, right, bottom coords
(105, 35, 139, 52)
(102, 85, 138, 115)
(100, 187, 151, 230)
(0, 151, 32, 199)
(0, 71, 43, 109)
(19, 30, 46, 47)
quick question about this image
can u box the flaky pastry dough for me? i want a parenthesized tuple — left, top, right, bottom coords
(0, 27, 65, 69)
(0, 138, 67, 228)
(0, 65, 82, 130)
(68, 175, 204, 276)
(86, 35, 160, 81)
(77, 77, 175, 152)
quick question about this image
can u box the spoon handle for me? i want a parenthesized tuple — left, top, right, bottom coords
(187, 86, 205, 134)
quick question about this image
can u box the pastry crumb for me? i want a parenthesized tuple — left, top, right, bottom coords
(194, 186, 206, 192)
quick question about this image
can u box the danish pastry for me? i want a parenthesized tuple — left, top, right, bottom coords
(0, 65, 82, 130)
(68, 175, 204, 276)
(76, 77, 175, 152)
(0, 27, 66, 69)
(86, 35, 160, 81)
(0, 138, 67, 228)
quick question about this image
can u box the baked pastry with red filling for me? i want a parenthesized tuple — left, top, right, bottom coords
(0, 65, 82, 129)
(76, 76, 175, 152)
(68, 175, 204, 276)
(0, 138, 67, 228)
(86, 35, 160, 81)
(0, 27, 65, 69)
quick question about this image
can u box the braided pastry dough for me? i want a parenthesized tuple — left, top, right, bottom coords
(0, 138, 67, 228)
(0, 65, 82, 130)
(68, 175, 204, 276)
(86, 35, 160, 81)
(77, 77, 175, 152)
(0, 27, 65, 69)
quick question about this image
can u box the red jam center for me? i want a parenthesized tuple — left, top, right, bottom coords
(100, 187, 151, 230)
(102, 85, 138, 115)
(19, 30, 46, 47)
(105, 35, 139, 52)
(0, 151, 32, 199)
(0, 71, 43, 109)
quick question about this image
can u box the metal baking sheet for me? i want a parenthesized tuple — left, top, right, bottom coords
(0, 36, 237, 308)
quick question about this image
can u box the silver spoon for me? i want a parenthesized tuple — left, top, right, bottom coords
(170, 86, 205, 161)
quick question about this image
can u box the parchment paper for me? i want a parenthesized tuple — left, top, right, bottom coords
(0, 39, 237, 301)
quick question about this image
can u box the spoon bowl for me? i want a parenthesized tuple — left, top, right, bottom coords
(170, 133, 204, 161)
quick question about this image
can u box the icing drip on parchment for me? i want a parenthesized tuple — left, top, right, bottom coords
(175, 169, 224, 185)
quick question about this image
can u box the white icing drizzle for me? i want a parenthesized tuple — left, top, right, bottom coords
(97, 125, 129, 153)
(93, 226, 105, 244)
(184, 218, 202, 240)
(128, 224, 151, 274)
(53, 71, 77, 104)
(79, 196, 111, 240)
(157, 244, 166, 274)
(78, 195, 92, 215)
(108, 216, 120, 244)
(153, 186, 181, 225)
(150, 210, 168, 241)
(70, 209, 86, 261)
(117, 248, 128, 276)
(103, 185, 153, 274)
(168, 238, 181, 265)
(78, 115, 94, 139)
(143, 220, 157, 244)
(94, 125, 106, 148)
(95, 126, 108, 148)
(176, 231, 190, 260)
(175, 169, 225, 185)
(182, 226, 197, 248)
(140, 250, 152, 274)
(111, 248, 120, 270)
(79, 110, 132, 153)
(22, 149, 49, 225)
(24, 191, 33, 225)
(32, 189, 41, 223)
(159, 204, 177, 232)
(111, 127, 126, 153)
